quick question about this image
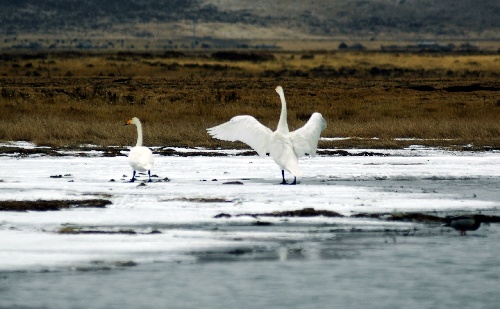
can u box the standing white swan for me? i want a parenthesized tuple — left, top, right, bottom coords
(207, 86, 326, 185)
(125, 117, 154, 182)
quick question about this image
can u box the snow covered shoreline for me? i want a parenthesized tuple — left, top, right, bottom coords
(1, 144, 499, 272)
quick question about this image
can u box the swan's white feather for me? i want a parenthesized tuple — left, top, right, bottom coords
(126, 117, 154, 181)
(129, 146, 154, 172)
(289, 112, 327, 158)
(268, 133, 302, 176)
(207, 86, 326, 181)
(207, 115, 273, 157)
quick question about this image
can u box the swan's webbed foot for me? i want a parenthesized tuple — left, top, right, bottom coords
(147, 170, 152, 183)
(279, 171, 297, 185)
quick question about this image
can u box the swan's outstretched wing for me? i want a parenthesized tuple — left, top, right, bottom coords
(207, 116, 273, 157)
(289, 112, 327, 158)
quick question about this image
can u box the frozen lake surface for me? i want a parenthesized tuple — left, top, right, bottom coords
(1, 144, 499, 308)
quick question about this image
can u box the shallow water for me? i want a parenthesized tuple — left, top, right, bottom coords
(1, 226, 499, 309)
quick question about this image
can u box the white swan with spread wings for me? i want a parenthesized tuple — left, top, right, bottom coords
(207, 86, 326, 184)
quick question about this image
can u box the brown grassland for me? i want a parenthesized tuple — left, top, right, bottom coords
(1, 50, 500, 151)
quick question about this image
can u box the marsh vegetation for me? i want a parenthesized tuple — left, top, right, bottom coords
(1, 50, 499, 150)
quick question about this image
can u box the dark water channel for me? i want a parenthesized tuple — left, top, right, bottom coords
(1, 223, 499, 309)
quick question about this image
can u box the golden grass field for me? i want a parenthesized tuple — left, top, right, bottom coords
(1, 50, 500, 150)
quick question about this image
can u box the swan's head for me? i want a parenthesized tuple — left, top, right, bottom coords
(275, 86, 284, 96)
(125, 117, 140, 126)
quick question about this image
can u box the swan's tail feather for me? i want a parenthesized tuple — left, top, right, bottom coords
(283, 160, 302, 178)
(269, 137, 303, 178)
(287, 153, 303, 177)
(289, 165, 303, 178)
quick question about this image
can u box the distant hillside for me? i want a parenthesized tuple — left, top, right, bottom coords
(204, 0, 500, 39)
(0, 0, 201, 34)
(1, 0, 499, 48)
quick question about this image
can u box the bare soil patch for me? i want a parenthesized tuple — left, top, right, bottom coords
(0, 199, 112, 212)
(57, 226, 161, 235)
(163, 197, 232, 203)
(215, 207, 343, 218)
(215, 208, 500, 224)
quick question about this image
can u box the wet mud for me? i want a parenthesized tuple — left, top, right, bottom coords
(215, 207, 500, 226)
(57, 226, 161, 235)
(0, 199, 111, 212)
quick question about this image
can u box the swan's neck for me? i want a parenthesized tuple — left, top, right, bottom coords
(135, 122, 143, 147)
(276, 91, 289, 133)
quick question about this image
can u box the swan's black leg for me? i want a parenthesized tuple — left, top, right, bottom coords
(280, 170, 287, 185)
(290, 177, 297, 185)
(129, 170, 136, 182)
(148, 170, 152, 183)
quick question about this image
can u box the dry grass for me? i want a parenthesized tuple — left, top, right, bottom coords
(1, 51, 500, 150)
